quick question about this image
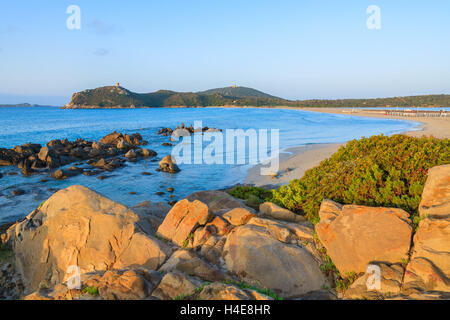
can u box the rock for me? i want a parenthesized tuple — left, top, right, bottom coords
(222, 208, 256, 226)
(140, 149, 157, 158)
(167, 187, 174, 193)
(157, 199, 212, 246)
(157, 128, 173, 136)
(186, 190, 253, 216)
(50, 167, 82, 180)
(0, 148, 20, 166)
(9, 185, 171, 293)
(205, 216, 230, 236)
(419, 164, 450, 218)
(315, 202, 412, 275)
(192, 227, 212, 247)
(99, 132, 122, 145)
(198, 282, 271, 300)
(38, 146, 60, 168)
(259, 202, 307, 223)
(159, 249, 225, 282)
(133, 201, 172, 218)
(316, 199, 342, 224)
(248, 217, 314, 243)
(403, 217, 450, 293)
(133, 201, 172, 234)
(125, 150, 137, 159)
(200, 236, 226, 265)
(344, 263, 404, 299)
(159, 155, 180, 173)
(223, 224, 327, 298)
(151, 271, 202, 300)
(82, 268, 162, 300)
(91, 142, 104, 150)
(116, 139, 131, 150)
(11, 189, 25, 196)
(171, 128, 191, 139)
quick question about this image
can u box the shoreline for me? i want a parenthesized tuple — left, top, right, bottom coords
(245, 106, 449, 187)
(244, 143, 343, 188)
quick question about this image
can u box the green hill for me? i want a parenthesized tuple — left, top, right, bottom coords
(64, 85, 290, 108)
(197, 86, 280, 99)
(63, 85, 450, 109)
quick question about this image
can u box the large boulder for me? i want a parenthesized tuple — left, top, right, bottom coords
(7, 185, 171, 293)
(419, 164, 450, 218)
(403, 218, 450, 293)
(223, 224, 326, 298)
(315, 201, 412, 275)
(156, 199, 212, 246)
(99, 131, 123, 145)
(159, 155, 180, 173)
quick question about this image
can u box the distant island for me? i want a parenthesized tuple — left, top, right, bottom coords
(63, 83, 450, 109)
(0, 103, 57, 108)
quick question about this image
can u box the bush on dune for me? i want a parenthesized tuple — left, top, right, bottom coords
(271, 134, 450, 225)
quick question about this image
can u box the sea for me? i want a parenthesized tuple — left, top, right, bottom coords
(0, 106, 420, 224)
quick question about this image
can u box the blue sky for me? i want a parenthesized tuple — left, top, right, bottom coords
(1, 0, 449, 105)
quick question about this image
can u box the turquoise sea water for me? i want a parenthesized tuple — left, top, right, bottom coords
(0, 107, 420, 224)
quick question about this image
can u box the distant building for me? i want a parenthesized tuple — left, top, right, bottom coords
(231, 84, 237, 88)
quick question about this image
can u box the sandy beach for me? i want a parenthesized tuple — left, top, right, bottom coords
(246, 107, 450, 187)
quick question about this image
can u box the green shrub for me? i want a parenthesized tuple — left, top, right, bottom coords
(0, 244, 13, 264)
(82, 286, 99, 296)
(222, 280, 283, 300)
(229, 185, 273, 202)
(272, 135, 450, 225)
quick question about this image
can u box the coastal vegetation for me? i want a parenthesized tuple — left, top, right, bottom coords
(271, 134, 450, 224)
(64, 85, 450, 108)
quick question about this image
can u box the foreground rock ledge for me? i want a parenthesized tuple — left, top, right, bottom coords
(4, 185, 171, 294)
(316, 201, 413, 275)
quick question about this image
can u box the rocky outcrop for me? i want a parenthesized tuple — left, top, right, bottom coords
(5, 185, 171, 294)
(402, 164, 450, 294)
(418, 164, 450, 218)
(3, 162, 449, 301)
(315, 202, 413, 275)
(157, 124, 222, 137)
(223, 223, 326, 298)
(156, 199, 212, 246)
(0, 131, 153, 177)
(158, 155, 180, 173)
(403, 218, 450, 293)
